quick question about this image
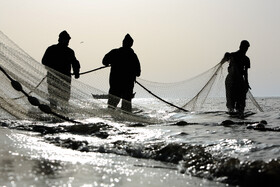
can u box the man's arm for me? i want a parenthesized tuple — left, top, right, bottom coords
(42, 47, 51, 66)
(102, 49, 117, 67)
(220, 52, 231, 64)
(244, 57, 251, 89)
(244, 67, 251, 89)
(71, 50, 80, 79)
(134, 54, 141, 77)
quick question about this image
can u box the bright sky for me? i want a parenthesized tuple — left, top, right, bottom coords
(1, 0, 280, 96)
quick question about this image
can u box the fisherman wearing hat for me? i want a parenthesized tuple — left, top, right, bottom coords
(102, 34, 141, 112)
(221, 40, 251, 117)
(42, 30, 80, 110)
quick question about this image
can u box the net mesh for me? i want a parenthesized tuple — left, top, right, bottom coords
(0, 31, 262, 123)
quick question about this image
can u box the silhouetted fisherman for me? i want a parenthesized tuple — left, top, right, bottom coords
(42, 30, 80, 109)
(102, 34, 141, 112)
(221, 40, 251, 116)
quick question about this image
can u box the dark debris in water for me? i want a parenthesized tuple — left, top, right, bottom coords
(126, 123, 146, 127)
(220, 119, 280, 132)
(0, 121, 110, 138)
(220, 119, 257, 126)
(45, 137, 90, 152)
(173, 121, 189, 126)
(168, 121, 197, 126)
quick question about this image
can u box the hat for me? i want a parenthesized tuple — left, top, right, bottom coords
(123, 34, 133, 47)
(240, 40, 250, 48)
(59, 30, 71, 40)
(123, 34, 133, 42)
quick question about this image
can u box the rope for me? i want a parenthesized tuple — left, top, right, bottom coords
(77, 65, 188, 112)
(135, 80, 188, 112)
(72, 66, 108, 76)
(13, 75, 47, 100)
(0, 65, 81, 124)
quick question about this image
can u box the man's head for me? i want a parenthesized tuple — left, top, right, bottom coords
(58, 30, 71, 46)
(239, 40, 250, 54)
(122, 34, 134, 48)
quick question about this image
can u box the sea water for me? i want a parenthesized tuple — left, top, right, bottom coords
(0, 97, 279, 187)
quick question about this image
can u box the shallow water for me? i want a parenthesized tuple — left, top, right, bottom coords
(0, 127, 225, 187)
(1, 97, 280, 187)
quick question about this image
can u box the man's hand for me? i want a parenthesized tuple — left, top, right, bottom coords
(74, 72, 80, 79)
(248, 84, 251, 90)
(246, 81, 251, 90)
(221, 52, 230, 64)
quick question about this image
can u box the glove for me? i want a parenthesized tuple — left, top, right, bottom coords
(246, 82, 251, 90)
(74, 72, 80, 79)
(248, 84, 251, 90)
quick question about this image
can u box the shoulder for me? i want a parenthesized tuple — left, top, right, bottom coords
(111, 48, 119, 53)
(125, 48, 138, 57)
(224, 52, 232, 58)
(66, 46, 75, 53)
(128, 47, 135, 54)
(46, 44, 57, 50)
(230, 51, 238, 56)
(119, 47, 135, 53)
(106, 48, 119, 56)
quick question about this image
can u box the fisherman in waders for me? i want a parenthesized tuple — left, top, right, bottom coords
(102, 34, 141, 112)
(221, 40, 251, 117)
(42, 30, 80, 110)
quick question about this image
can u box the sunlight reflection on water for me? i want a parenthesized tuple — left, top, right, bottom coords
(1, 128, 225, 187)
(0, 98, 279, 186)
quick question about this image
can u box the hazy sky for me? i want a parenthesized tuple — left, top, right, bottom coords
(1, 0, 280, 96)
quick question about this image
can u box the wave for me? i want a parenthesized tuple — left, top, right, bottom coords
(1, 119, 280, 186)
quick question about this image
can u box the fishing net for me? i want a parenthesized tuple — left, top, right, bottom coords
(135, 63, 263, 113)
(0, 31, 262, 123)
(0, 31, 161, 123)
